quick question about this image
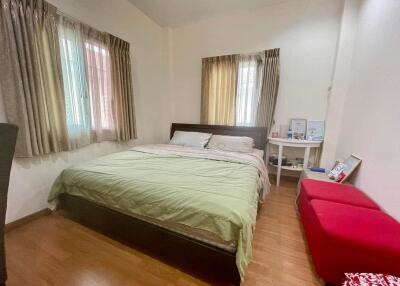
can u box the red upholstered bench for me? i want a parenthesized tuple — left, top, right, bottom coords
(299, 179, 380, 210)
(304, 200, 400, 285)
(298, 179, 381, 241)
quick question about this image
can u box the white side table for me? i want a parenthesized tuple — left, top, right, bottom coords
(267, 137, 323, 187)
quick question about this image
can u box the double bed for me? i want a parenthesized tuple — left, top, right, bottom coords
(49, 123, 269, 285)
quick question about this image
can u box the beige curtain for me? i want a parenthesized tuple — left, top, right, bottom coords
(0, 0, 69, 157)
(256, 48, 280, 131)
(107, 34, 136, 141)
(201, 55, 238, 125)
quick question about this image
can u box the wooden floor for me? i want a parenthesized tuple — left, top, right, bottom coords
(5, 180, 322, 285)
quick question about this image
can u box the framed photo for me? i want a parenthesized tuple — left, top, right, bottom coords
(307, 120, 325, 141)
(290, 119, 307, 139)
(340, 154, 362, 183)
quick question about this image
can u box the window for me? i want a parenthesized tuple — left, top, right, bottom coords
(201, 50, 279, 129)
(59, 30, 91, 140)
(84, 41, 114, 131)
(58, 21, 116, 146)
(236, 56, 263, 126)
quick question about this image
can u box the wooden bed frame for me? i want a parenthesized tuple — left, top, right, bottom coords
(59, 123, 268, 285)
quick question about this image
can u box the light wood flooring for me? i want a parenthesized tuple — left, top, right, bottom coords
(5, 179, 322, 285)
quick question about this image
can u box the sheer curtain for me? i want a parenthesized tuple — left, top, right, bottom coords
(58, 17, 91, 149)
(58, 17, 117, 148)
(235, 54, 264, 126)
(83, 26, 116, 142)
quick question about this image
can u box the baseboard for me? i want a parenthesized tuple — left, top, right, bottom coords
(5, 208, 51, 232)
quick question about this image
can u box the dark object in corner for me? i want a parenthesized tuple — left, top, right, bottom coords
(0, 123, 18, 285)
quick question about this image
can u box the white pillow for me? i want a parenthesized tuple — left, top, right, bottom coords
(207, 135, 255, 153)
(169, 131, 212, 148)
(252, 148, 264, 158)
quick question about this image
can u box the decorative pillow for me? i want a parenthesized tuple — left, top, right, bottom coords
(169, 131, 212, 148)
(207, 135, 255, 153)
(342, 273, 400, 286)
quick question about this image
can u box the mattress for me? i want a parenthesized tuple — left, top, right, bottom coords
(48, 144, 269, 280)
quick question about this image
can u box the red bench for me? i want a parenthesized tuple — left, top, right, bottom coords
(298, 179, 400, 285)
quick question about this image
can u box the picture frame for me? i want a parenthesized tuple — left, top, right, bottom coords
(290, 118, 307, 139)
(307, 120, 325, 141)
(340, 154, 362, 183)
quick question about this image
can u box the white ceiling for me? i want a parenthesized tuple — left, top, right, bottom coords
(128, 0, 289, 28)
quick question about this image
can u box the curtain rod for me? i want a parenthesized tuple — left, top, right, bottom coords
(56, 10, 103, 32)
(202, 48, 279, 60)
(55, 9, 130, 44)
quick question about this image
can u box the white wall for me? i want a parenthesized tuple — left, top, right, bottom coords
(169, 0, 344, 129)
(1, 0, 170, 223)
(320, 0, 361, 168)
(330, 0, 400, 220)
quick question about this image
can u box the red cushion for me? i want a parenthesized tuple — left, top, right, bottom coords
(301, 179, 380, 210)
(306, 200, 400, 284)
(311, 200, 400, 256)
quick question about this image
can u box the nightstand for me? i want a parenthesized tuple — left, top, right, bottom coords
(267, 137, 323, 186)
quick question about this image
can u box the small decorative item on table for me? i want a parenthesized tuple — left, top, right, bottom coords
(279, 124, 289, 139)
(293, 132, 305, 140)
(306, 120, 325, 141)
(271, 131, 279, 138)
(329, 155, 362, 183)
(329, 161, 346, 182)
(290, 118, 307, 139)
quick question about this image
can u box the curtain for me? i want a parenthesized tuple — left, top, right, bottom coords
(58, 16, 91, 149)
(107, 34, 136, 141)
(200, 49, 280, 130)
(201, 55, 238, 125)
(58, 18, 118, 148)
(0, 0, 69, 157)
(235, 53, 264, 126)
(82, 25, 115, 142)
(256, 48, 280, 131)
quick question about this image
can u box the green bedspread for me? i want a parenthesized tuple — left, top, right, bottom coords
(48, 148, 261, 280)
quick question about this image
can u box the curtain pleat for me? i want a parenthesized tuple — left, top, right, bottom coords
(107, 34, 136, 141)
(0, 0, 69, 157)
(201, 55, 238, 125)
(256, 48, 280, 132)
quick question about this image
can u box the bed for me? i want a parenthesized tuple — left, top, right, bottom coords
(49, 123, 269, 285)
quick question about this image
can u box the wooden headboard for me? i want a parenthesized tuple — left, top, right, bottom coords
(170, 123, 268, 150)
